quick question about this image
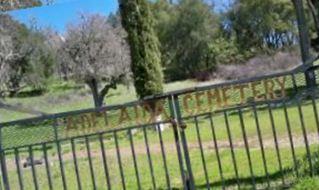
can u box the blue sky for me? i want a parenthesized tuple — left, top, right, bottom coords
(9, 0, 118, 34)
(8, 0, 230, 34)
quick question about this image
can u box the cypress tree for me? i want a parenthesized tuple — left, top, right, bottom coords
(119, 0, 164, 99)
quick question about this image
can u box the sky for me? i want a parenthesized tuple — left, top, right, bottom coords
(7, 0, 230, 34)
(8, 0, 118, 34)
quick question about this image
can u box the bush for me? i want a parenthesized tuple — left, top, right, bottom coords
(292, 177, 319, 190)
(296, 150, 319, 177)
(291, 151, 319, 189)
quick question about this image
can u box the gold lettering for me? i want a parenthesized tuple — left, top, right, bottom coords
(263, 79, 275, 99)
(143, 103, 156, 123)
(118, 107, 131, 124)
(80, 114, 92, 132)
(233, 84, 249, 104)
(90, 113, 98, 128)
(66, 116, 76, 131)
(134, 105, 142, 124)
(101, 110, 111, 128)
(207, 89, 222, 109)
(154, 101, 170, 121)
(142, 104, 150, 122)
(275, 76, 286, 98)
(147, 101, 170, 123)
(221, 86, 231, 107)
(183, 94, 194, 115)
(65, 117, 76, 137)
(195, 92, 206, 112)
(251, 81, 266, 101)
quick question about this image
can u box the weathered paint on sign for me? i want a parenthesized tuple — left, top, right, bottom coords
(62, 76, 287, 135)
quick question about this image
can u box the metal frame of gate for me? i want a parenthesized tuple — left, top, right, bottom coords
(0, 62, 318, 190)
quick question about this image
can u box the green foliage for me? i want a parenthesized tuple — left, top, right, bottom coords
(152, 0, 219, 80)
(227, 0, 297, 52)
(0, 14, 55, 96)
(296, 150, 319, 176)
(292, 177, 319, 190)
(208, 36, 247, 65)
(149, 0, 299, 81)
(119, 0, 164, 98)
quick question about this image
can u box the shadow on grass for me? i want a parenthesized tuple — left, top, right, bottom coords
(13, 89, 46, 98)
(194, 168, 295, 189)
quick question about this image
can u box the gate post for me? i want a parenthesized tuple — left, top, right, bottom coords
(293, 0, 316, 87)
(0, 127, 10, 190)
(169, 95, 196, 190)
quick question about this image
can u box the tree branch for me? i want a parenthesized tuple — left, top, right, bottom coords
(99, 74, 125, 99)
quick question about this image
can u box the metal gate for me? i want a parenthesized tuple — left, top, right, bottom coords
(0, 64, 319, 190)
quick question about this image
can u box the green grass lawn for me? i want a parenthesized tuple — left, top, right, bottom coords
(0, 79, 203, 123)
(5, 145, 312, 189)
(3, 137, 319, 189)
(2, 97, 319, 189)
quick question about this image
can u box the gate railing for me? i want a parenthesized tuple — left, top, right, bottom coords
(0, 63, 319, 190)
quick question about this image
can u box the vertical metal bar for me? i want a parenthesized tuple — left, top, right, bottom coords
(168, 96, 187, 189)
(157, 124, 171, 189)
(267, 104, 285, 184)
(142, 126, 156, 190)
(252, 105, 270, 188)
(42, 143, 53, 190)
(194, 116, 210, 190)
(71, 139, 82, 190)
(283, 101, 299, 177)
(238, 108, 256, 189)
(53, 120, 67, 190)
(128, 129, 141, 190)
(99, 133, 111, 190)
(180, 130, 196, 190)
(173, 95, 196, 190)
(14, 148, 24, 190)
(208, 113, 225, 189)
(223, 111, 240, 189)
(85, 136, 96, 190)
(296, 99, 314, 176)
(114, 131, 126, 190)
(293, 0, 315, 88)
(0, 127, 10, 190)
(0, 129, 2, 190)
(28, 146, 39, 190)
(293, 0, 311, 63)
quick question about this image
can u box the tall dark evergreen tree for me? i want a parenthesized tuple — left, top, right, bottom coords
(118, 0, 164, 99)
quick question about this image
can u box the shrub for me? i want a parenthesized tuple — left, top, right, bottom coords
(296, 150, 319, 177)
(292, 177, 319, 190)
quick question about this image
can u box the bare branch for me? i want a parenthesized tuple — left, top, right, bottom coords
(61, 13, 131, 107)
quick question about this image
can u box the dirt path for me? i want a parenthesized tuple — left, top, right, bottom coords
(4, 132, 319, 171)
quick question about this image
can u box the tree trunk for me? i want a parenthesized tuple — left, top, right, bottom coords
(87, 78, 103, 108)
(86, 78, 119, 108)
